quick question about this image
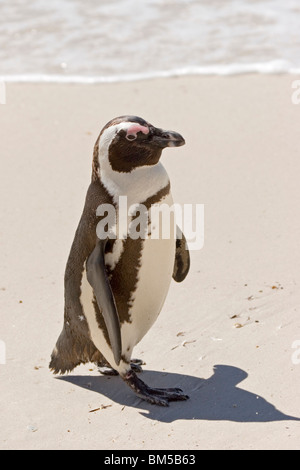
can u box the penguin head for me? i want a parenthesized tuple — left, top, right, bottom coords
(93, 115, 185, 176)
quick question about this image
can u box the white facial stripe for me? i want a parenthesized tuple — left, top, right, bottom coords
(97, 121, 170, 206)
(98, 122, 143, 164)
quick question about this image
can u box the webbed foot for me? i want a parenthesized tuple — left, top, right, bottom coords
(123, 369, 189, 406)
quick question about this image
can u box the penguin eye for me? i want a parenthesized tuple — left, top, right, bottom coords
(126, 134, 137, 142)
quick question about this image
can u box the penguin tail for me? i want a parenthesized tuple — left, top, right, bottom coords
(49, 343, 78, 375)
(49, 326, 103, 374)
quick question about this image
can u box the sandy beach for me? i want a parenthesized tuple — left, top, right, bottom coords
(1, 75, 300, 450)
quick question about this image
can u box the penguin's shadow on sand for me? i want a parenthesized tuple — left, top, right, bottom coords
(58, 364, 300, 423)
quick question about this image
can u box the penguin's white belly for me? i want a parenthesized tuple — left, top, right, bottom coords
(121, 234, 175, 353)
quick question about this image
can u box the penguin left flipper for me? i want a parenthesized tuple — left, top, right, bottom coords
(86, 238, 122, 366)
(173, 226, 190, 283)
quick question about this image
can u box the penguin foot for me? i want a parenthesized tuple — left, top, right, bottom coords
(123, 369, 189, 407)
(130, 358, 145, 373)
(97, 365, 119, 376)
(98, 358, 145, 376)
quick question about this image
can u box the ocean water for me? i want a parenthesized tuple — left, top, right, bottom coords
(1, 0, 300, 83)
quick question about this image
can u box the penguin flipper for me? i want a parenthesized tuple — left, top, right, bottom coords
(173, 226, 190, 283)
(86, 238, 122, 366)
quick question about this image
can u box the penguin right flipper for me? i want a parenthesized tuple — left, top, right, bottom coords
(173, 226, 190, 283)
(86, 238, 122, 366)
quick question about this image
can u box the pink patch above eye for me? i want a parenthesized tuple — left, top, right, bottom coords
(126, 124, 149, 139)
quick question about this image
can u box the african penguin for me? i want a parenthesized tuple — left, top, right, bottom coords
(49, 115, 190, 406)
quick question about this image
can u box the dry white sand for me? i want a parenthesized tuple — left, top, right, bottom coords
(1, 75, 300, 450)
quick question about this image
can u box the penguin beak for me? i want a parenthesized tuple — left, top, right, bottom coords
(150, 127, 185, 148)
